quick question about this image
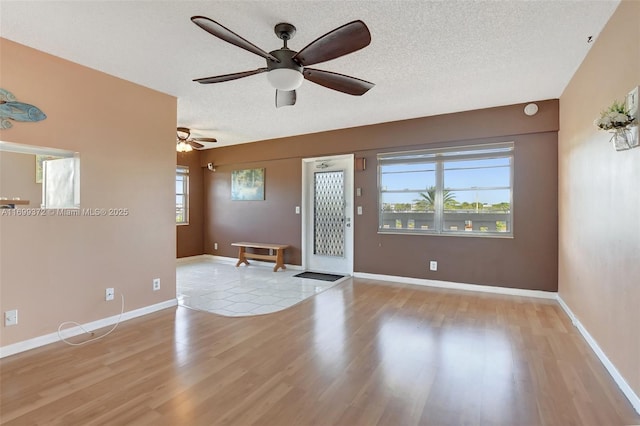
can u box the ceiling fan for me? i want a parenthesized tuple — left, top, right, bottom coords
(191, 16, 375, 108)
(176, 127, 217, 152)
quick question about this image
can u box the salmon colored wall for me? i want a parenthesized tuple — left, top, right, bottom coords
(177, 150, 204, 258)
(201, 101, 559, 291)
(0, 39, 177, 347)
(558, 0, 640, 399)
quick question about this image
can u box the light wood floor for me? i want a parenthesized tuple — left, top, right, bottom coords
(1, 278, 639, 425)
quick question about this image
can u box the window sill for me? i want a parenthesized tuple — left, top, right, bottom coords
(377, 229, 513, 239)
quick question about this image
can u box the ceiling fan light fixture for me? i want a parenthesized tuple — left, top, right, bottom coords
(191, 18, 374, 106)
(176, 141, 193, 152)
(267, 68, 304, 91)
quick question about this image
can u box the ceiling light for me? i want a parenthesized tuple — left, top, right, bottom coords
(267, 68, 304, 91)
(176, 141, 193, 152)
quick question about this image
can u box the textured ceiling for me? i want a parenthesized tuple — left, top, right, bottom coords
(0, 1, 619, 148)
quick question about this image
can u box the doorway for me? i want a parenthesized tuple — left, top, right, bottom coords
(302, 154, 354, 275)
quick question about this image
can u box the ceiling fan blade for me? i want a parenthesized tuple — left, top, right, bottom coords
(194, 68, 268, 84)
(276, 90, 296, 108)
(187, 140, 205, 149)
(292, 20, 371, 66)
(192, 137, 217, 143)
(191, 16, 278, 62)
(303, 68, 374, 95)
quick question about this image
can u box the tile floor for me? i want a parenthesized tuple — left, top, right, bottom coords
(176, 258, 347, 317)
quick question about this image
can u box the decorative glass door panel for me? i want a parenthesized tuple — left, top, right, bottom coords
(313, 171, 345, 257)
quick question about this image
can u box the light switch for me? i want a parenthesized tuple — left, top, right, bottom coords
(356, 187, 362, 197)
(295, 206, 300, 214)
(4, 310, 18, 326)
(357, 206, 363, 215)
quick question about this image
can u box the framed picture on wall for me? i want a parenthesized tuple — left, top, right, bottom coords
(231, 168, 265, 201)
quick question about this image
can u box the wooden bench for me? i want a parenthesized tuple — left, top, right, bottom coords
(231, 242, 289, 272)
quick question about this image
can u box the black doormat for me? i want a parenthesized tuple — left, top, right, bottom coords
(294, 272, 344, 282)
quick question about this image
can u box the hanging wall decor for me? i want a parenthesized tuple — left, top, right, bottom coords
(0, 89, 47, 129)
(594, 99, 638, 151)
(231, 168, 265, 201)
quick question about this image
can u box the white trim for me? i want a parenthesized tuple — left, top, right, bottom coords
(557, 296, 640, 414)
(0, 299, 178, 359)
(176, 254, 215, 264)
(302, 154, 355, 275)
(177, 254, 304, 270)
(353, 272, 557, 299)
(354, 272, 640, 413)
(301, 159, 308, 272)
(206, 255, 239, 264)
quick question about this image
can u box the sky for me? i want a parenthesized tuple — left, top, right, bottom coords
(380, 157, 511, 205)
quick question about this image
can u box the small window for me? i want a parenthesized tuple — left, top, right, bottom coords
(378, 142, 513, 237)
(176, 166, 189, 225)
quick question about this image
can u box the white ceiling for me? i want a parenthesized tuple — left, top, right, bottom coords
(0, 1, 619, 148)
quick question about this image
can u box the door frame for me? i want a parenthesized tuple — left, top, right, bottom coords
(301, 154, 354, 275)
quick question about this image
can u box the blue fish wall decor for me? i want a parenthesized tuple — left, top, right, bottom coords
(0, 89, 47, 129)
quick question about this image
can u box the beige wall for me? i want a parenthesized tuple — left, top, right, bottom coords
(202, 101, 559, 291)
(559, 0, 640, 398)
(0, 151, 42, 207)
(0, 39, 177, 347)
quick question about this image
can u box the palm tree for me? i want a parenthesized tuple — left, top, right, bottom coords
(414, 186, 456, 211)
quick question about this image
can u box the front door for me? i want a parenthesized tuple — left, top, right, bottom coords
(302, 154, 354, 275)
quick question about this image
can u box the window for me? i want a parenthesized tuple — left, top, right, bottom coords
(378, 142, 513, 237)
(176, 166, 189, 225)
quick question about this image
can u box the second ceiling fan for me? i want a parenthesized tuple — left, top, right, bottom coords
(191, 16, 375, 108)
(176, 127, 217, 152)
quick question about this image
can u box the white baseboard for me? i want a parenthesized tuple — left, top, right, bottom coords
(355, 272, 639, 413)
(557, 296, 640, 414)
(0, 299, 178, 359)
(353, 272, 557, 299)
(176, 254, 212, 264)
(179, 254, 304, 271)
(205, 254, 238, 264)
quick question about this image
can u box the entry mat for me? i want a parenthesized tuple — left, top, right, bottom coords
(294, 271, 345, 282)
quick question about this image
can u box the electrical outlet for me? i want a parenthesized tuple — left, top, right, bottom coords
(214, 242, 218, 250)
(429, 261, 438, 271)
(4, 310, 18, 326)
(153, 278, 160, 291)
(105, 288, 115, 301)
